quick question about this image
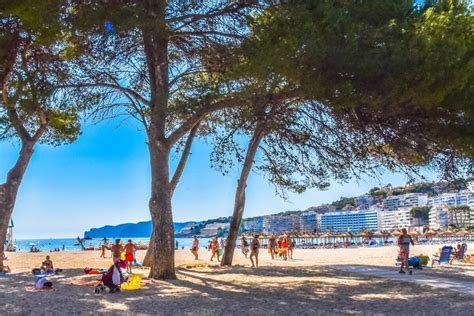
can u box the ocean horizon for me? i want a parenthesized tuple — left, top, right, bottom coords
(9, 237, 212, 252)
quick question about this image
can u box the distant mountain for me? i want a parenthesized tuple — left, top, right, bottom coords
(84, 221, 194, 238)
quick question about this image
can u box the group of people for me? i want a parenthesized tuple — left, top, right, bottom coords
(267, 235, 295, 261)
(189, 234, 297, 268)
(108, 239, 138, 273)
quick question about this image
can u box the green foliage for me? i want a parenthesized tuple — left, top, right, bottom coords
(410, 206, 431, 221)
(246, 0, 474, 179)
(332, 196, 356, 209)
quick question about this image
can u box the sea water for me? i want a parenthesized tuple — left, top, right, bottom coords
(12, 237, 214, 252)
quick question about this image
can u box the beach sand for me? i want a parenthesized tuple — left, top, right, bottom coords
(1, 244, 474, 315)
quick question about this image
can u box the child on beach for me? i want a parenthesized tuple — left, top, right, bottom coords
(250, 235, 260, 268)
(100, 244, 106, 258)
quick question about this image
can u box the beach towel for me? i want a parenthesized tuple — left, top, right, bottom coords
(25, 286, 55, 292)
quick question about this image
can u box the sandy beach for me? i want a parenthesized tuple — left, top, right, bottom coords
(1, 244, 474, 315)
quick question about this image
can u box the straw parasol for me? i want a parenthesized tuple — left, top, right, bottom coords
(439, 230, 454, 236)
(424, 229, 437, 236)
(391, 229, 402, 237)
(455, 229, 469, 237)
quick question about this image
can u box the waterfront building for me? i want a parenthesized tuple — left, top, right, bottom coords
(429, 205, 449, 230)
(428, 191, 473, 208)
(299, 211, 318, 233)
(263, 215, 300, 235)
(320, 210, 380, 233)
(355, 194, 376, 209)
(243, 216, 264, 233)
(380, 211, 396, 231)
(383, 193, 428, 211)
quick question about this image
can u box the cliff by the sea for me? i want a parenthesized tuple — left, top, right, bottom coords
(84, 221, 194, 238)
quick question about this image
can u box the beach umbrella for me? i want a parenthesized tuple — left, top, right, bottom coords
(455, 230, 469, 237)
(410, 230, 420, 237)
(391, 229, 402, 237)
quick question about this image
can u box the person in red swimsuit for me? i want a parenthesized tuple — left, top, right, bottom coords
(124, 240, 136, 273)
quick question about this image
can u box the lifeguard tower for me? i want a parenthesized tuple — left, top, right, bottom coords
(5, 219, 16, 252)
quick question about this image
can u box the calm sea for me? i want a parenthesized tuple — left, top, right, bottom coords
(11, 237, 212, 252)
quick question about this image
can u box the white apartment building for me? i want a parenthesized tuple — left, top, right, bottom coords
(429, 205, 449, 230)
(380, 207, 415, 230)
(383, 193, 428, 211)
(380, 211, 397, 231)
(428, 191, 473, 208)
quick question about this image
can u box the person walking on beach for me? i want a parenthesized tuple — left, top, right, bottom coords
(241, 236, 249, 258)
(281, 237, 289, 261)
(397, 228, 414, 274)
(100, 244, 106, 258)
(287, 236, 294, 259)
(110, 239, 124, 263)
(210, 237, 220, 262)
(124, 240, 136, 273)
(191, 236, 199, 260)
(250, 235, 260, 268)
(268, 235, 276, 260)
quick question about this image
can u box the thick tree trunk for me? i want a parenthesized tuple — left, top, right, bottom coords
(147, 138, 176, 279)
(221, 128, 265, 266)
(0, 142, 34, 270)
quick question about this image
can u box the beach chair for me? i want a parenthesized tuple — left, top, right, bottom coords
(431, 246, 453, 267)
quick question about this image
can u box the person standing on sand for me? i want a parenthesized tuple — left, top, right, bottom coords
(241, 236, 249, 258)
(268, 235, 276, 260)
(210, 237, 220, 262)
(397, 228, 414, 274)
(100, 244, 106, 258)
(250, 235, 260, 268)
(110, 239, 124, 264)
(191, 236, 199, 260)
(287, 235, 294, 259)
(281, 237, 289, 261)
(124, 240, 136, 273)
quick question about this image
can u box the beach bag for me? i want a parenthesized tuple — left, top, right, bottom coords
(408, 257, 421, 269)
(112, 266, 121, 286)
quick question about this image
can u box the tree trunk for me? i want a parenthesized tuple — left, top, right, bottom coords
(221, 128, 265, 266)
(147, 138, 176, 279)
(142, 230, 153, 267)
(0, 142, 34, 270)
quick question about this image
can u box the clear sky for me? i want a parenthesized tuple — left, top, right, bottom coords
(0, 118, 434, 239)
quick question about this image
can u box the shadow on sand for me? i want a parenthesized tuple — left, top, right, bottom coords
(1, 265, 473, 315)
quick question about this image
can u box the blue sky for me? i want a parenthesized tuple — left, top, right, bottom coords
(1, 118, 433, 239)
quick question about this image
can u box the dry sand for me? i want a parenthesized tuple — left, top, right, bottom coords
(1, 244, 474, 315)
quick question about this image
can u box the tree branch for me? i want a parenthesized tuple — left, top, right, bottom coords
(2, 82, 32, 142)
(170, 120, 200, 195)
(57, 83, 150, 106)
